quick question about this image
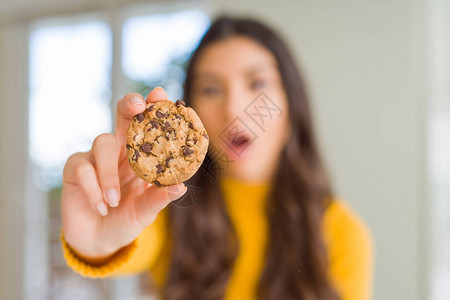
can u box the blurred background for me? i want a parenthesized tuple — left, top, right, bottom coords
(0, 0, 449, 299)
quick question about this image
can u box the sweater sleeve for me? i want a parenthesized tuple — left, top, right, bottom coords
(323, 200, 375, 300)
(61, 209, 167, 279)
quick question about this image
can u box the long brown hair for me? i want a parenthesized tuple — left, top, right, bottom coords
(162, 16, 339, 300)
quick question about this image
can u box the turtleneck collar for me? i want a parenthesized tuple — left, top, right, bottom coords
(218, 176, 271, 209)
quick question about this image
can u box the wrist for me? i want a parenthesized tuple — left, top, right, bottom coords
(68, 242, 120, 266)
(62, 232, 121, 266)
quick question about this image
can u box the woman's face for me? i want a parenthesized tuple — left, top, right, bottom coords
(191, 36, 290, 183)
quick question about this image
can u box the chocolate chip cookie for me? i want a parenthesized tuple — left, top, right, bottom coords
(126, 100, 209, 186)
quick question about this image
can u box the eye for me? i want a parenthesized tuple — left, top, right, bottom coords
(250, 78, 267, 90)
(200, 86, 221, 95)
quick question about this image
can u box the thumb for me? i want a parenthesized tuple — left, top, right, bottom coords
(134, 183, 187, 226)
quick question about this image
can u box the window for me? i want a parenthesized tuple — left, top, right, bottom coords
(122, 9, 210, 99)
(29, 21, 112, 188)
(29, 18, 113, 299)
(27, 6, 209, 299)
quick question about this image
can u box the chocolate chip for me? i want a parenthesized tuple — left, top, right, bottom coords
(188, 122, 194, 129)
(141, 143, 152, 154)
(156, 163, 164, 174)
(155, 136, 161, 144)
(132, 149, 140, 162)
(136, 113, 145, 122)
(143, 173, 148, 176)
(148, 120, 159, 130)
(133, 135, 137, 141)
(156, 110, 168, 119)
(174, 114, 183, 120)
(182, 146, 194, 157)
(147, 105, 154, 111)
(175, 100, 186, 107)
(203, 133, 209, 139)
(126, 144, 132, 150)
(153, 180, 162, 186)
(165, 128, 176, 140)
(185, 137, 197, 147)
(165, 156, 174, 167)
(162, 121, 171, 130)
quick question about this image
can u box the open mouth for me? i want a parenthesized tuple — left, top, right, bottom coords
(229, 134, 251, 153)
(219, 119, 256, 158)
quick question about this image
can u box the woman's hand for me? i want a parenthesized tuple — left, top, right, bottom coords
(61, 87, 187, 262)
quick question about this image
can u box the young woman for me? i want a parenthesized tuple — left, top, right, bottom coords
(61, 16, 373, 299)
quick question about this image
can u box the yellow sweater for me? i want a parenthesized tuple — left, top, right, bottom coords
(61, 177, 374, 299)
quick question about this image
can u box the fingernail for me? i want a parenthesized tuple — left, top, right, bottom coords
(96, 202, 108, 216)
(105, 189, 119, 207)
(130, 97, 145, 106)
(167, 184, 187, 199)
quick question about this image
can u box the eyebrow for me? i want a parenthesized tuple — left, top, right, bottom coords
(193, 62, 279, 81)
(192, 72, 221, 81)
(244, 62, 278, 76)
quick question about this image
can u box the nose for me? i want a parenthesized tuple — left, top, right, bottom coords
(222, 84, 247, 124)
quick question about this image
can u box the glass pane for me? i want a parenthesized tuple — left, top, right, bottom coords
(122, 9, 210, 100)
(29, 21, 112, 189)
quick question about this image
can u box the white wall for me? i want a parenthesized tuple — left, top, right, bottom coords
(0, 0, 430, 299)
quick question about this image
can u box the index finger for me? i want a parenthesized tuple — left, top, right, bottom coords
(115, 93, 146, 146)
(115, 88, 169, 151)
(145, 86, 169, 103)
